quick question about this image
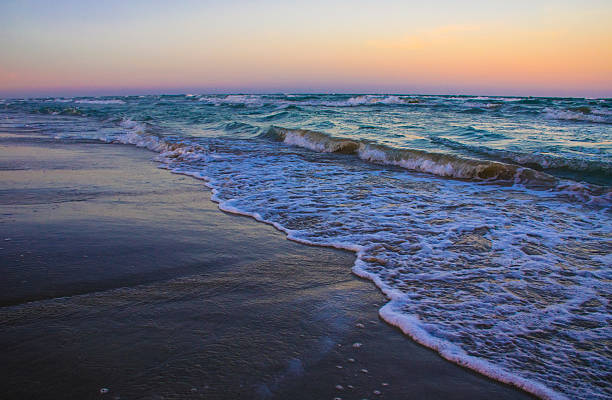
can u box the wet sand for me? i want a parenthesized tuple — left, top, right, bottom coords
(0, 131, 534, 399)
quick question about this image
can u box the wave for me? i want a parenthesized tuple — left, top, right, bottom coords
(191, 94, 607, 116)
(262, 126, 557, 185)
(261, 126, 361, 154)
(40, 98, 125, 105)
(33, 106, 86, 116)
(294, 95, 421, 107)
(261, 126, 612, 204)
(222, 121, 261, 134)
(74, 99, 126, 105)
(197, 94, 420, 108)
(118, 118, 148, 133)
(198, 94, 267, 107)
(431, 136, 612, 175)
(352, 283, 565, 399)
(516, 98, 546, 105)
(323, 95, 419, 106)
(459, 107, 487, 114)
(45, 98, 74, 103)
(258, 111, 290, 121)
(112, 122, 565, 190)
(472, 96, 522, 102)
(543, 107, 612, 124)
(450, 125, 502, 138)
(277, 104, 303, 111)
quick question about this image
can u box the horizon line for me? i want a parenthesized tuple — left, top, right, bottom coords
(2, 91, 611, 100)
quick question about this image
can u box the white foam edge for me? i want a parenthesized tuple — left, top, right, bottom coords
(106, 132, 568, 400)
(162, 167, 364, 252)
(162, 165, 566, 400)
(351, 260, 566, 400)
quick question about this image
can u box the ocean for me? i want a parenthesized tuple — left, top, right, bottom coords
(1, 94, 610, 399)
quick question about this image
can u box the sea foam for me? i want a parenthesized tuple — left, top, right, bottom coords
(105, 125, 610, 399)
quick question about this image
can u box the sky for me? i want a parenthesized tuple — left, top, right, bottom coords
(1, 0, 611, 97)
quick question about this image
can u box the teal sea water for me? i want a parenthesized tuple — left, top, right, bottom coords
(1, 94, 610, 399)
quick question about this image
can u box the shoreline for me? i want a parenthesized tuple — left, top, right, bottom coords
(0, 131, 535, 399)
(122, 132, 556, 400)
(170, 169, 556, 400)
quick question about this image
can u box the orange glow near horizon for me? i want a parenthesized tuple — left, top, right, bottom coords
(1, 1, 611, 97)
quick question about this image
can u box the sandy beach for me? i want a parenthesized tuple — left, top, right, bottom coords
(0, 130, 536, 399)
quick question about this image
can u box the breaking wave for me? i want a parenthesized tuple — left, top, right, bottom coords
(197, 94, 420, 108)
(114, 122, 610, 204)
(262, 126, 557, 186)
(431, 136, 612, 175)
(317, 95, 420, 107)
(34, 106, 86, 116)
(198, 94, 268, 107)
(543, 107, 612, 124)
(261, 126, 611, 204)
(74, 99, 126, 105)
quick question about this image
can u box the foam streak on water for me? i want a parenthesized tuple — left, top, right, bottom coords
(1, 94, 611, 399)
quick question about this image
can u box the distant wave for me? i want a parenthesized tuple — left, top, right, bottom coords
(33, 106, 86, 116)
(38, 98, 126, 105)
(222, 121, 260, 134)
(543, 107, 612, 124)
(198, 94, 267, 107)
(192, 95, 612, 119)
(258, 111, 291, 121)
(316, 95, 420, 107)
(197, 94, 420, 108)
(15, 95, 612, 122)
(44, 98, 73, 103)
(74, 99, 126, 105)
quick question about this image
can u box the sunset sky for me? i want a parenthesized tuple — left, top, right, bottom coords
(1, 0, 611, 97)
